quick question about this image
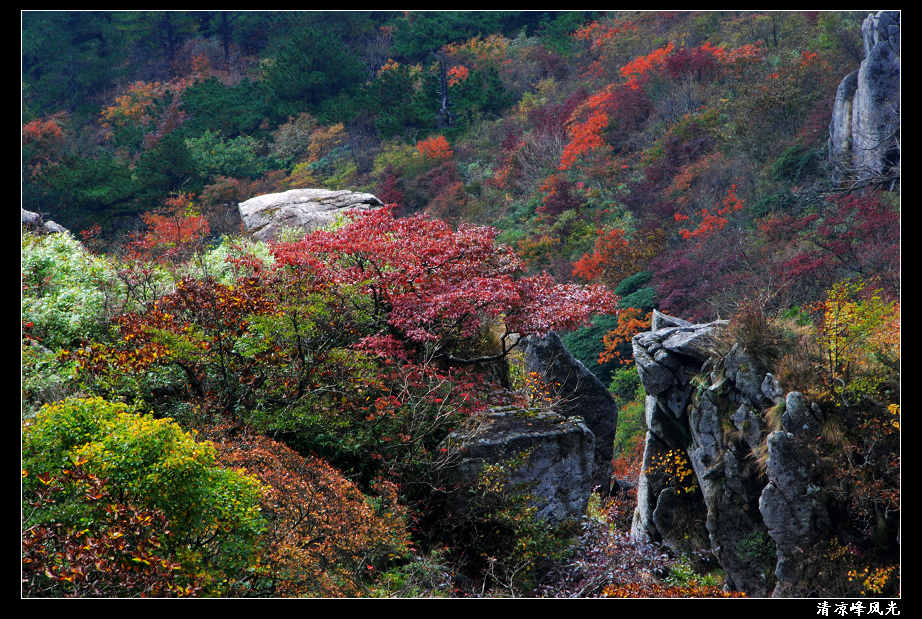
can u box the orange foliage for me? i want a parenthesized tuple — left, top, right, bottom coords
(442, 34, 509, 66)
(307, 123, 346, 161)
(100, 80, 182, 129)
(572, 227, 665, 288)
(447, 64, 470, 86)
(214, 432, 409, 597)
(666, 152, 723, 204)
(599, 308, 652, 365)
(23, 113, 66, 176)
(620, 42, 675, 89)
(559, 110, 610, 170)
(23, 117, 64, 144)
(377, 58, 400, 76)
(572, 19, 636, 50)
(677, 185, 744, 240)
(602, 582, 746, 598)
(129, 193, 210, 264)
(416, 134, 454, 160)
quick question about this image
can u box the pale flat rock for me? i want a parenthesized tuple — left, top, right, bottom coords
(238, 188, 383, 241)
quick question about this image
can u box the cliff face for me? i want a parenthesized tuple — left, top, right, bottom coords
(829, 11, 900, 185)
(630, 311, 831, 597)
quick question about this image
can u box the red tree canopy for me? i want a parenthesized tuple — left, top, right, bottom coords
(272, 208, 618, 358)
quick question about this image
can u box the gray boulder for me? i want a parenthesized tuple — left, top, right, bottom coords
(22, 209, 71, 236)
(443, 408, 596, 525)
(523, 332, 618, 493)
(238, 188, 383, 241)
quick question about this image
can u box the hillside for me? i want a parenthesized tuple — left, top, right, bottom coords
(22, 10, 899, 599)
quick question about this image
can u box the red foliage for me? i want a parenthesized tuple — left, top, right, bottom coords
(603, 582, 745, 598)
(23, 117, 64, 144)
(273, 208, 618, 346)
(665, 44, 721, 81)
(376, 171, 405, 210)
(620, 42, 675, 89)
(756, 192, 900, 299)
(23, 114, 66, 176)
(126, 193, 210, 265)
(538, 174, 582, 217)
(572, 19, 636, 51)
(559, 83, 650, 171)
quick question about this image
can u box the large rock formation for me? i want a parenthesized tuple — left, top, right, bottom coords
(443, 407, 596, 525)
(238, 188, 383, 241)
(829, 11, 900, 185)
(523, 332, 619, 493)
(629, 311, 833, 597)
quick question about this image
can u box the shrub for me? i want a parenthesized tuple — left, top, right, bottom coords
(22, 464, 204, 597)
(614, 271, 653, 296)
(21, 232, 119, 350)
(22, 397, 267, 596)
(213, 432, 411, 597)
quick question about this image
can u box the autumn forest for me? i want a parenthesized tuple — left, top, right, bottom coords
(22, 11, 899, 599)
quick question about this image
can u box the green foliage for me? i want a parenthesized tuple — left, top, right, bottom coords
(614, 271, 653, 296)
(21, 231, 119, 350)
(40, 152, 136, 218)
(180, 77, 274, 138)
(560, 313, 621, 385)
(617, 287, 657, 312)
(263, 29, 365, 118)
(770, 144, 819, 183)
(664, 555, 726, 589)
(370, 549, 455, 598)
(21, 339, 80, 419)
(182, 236, 275, 286)
(133, 132, 203, 202)
(437, 451, 577, 596)
(22, 397, 267, 595)
(735, 530, 776, 566)
(23, 12, 129, 117)
(538, 11, 594, 55)
(185, 130, 267, 179)
(608, 366, 643, 407)
(612, 396, 646, 462)
(750, 189, 796, 218)
(363, 65, 439, 140)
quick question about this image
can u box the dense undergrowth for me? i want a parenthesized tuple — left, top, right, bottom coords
(23, 10, 898, 597)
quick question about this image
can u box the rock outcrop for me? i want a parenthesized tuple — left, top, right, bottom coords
(523, 332, 618, 493)
(238, 188, 383, 241)
(758, 392, 831, 597)
(22, 209, 70, 236)
(443, 407, 596, 525)
(629, 311, 833, 597)
(829, 11, 900, 185)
